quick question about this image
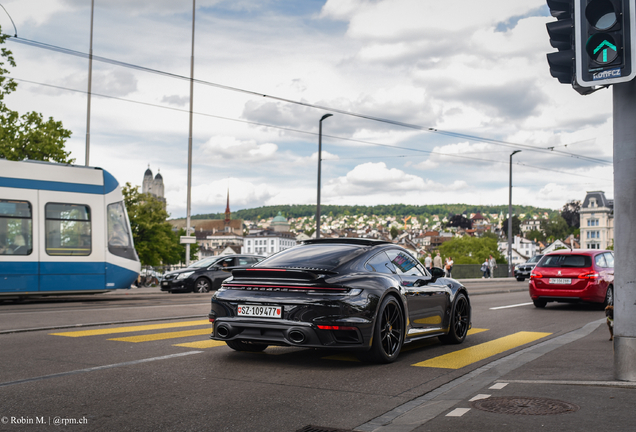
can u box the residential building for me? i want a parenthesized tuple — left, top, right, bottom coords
(242, 229, 297, 256)
(498, 235, 538, 265)
(579, 191, 614, 250)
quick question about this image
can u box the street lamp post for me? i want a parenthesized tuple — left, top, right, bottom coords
(316, 113, 333, 239)
(508, 150, 521, 276)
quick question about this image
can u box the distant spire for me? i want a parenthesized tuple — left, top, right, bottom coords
(224, 189, 231, 223)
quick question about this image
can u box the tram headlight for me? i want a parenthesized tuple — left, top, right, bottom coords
(176, 271, 195, 280)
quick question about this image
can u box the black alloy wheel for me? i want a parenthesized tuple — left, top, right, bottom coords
(226, 340, 268, 352)
(362, 296, 404, 363)
(439, 293, 469, 344)
(194, 278, 211, 293)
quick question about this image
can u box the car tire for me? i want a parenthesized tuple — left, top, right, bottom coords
(194, 278, 211, 293)
(360, 295, 404, 363)
(603, 285, 614, 307)
(226, 340, 268, 352)
(516, 277, 525, 282)
(439, 293, 469, 344)
(533, 299, 547, 308)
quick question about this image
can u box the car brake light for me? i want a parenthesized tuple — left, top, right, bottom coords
(578, 272, 599, 279)
(317, 325, 357, 331)
(530, 272, 542, 279)
(209, 318, 215, 323)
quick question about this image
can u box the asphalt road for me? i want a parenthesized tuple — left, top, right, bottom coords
(0, 280, 607, 431)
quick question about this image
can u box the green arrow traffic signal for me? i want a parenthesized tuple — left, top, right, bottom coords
(593, 39, 617, 62)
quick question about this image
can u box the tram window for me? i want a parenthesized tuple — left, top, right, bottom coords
(45, 203, 91, 256)
(107, 201, 136, 260)
(0, 199, 33, 255)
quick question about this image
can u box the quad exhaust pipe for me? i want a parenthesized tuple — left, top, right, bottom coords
(216, 324, 230, 339)
(288, 329, 306, 344)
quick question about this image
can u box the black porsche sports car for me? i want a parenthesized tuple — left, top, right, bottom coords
(209, 238, 471, 363)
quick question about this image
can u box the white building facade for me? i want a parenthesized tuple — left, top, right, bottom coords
(579, 191, 614, 250)
(242, 230, 297, 256)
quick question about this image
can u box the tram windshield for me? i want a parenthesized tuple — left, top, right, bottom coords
(107, 201, 137, 260)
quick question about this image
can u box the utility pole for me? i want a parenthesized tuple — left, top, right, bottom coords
(85, 0, 94, 166)
(185, 0, 195, 266)
(613, 79, 636, 381)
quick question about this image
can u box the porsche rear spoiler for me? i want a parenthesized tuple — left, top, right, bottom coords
(231, 268, 336, 281)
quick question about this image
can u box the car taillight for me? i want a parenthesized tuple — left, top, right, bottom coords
(578, 272, 599, 279)
(317, 325, 357, 331)
(530, 272, 542, 279)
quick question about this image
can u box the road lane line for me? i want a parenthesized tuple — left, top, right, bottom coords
(50, 320, 210, 337)
(446, 408, 470, 417)
(109, 328, 211, 342)
(0, 351, 203, 388)
(490, 382, 508, 389)
(173, 340, 227, 349)
(469, 394, 491, 401)
(412, 331, 552, 369)
(489, 302, 533, 310)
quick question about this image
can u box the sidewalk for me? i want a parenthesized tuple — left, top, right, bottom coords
(356, 319, 636, 432)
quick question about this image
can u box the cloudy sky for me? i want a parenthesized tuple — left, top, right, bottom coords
(0, 0, 614, 218)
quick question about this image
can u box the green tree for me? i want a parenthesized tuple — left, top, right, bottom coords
(390, 226, 399, 239)
(542, 216, 569, 243)
(123, 183, 188, 266)
(501, 216, 521, 237)
(0, 29, 73, 163)
(439, 236, 505, 265)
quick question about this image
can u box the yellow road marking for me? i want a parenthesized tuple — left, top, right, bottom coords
(323, 329, 490, 360)
(467, 328, 488, 336)
(109, 328, 211, 343)
(50, 320, 210, 337)
(412, 331, 552, 369)
(174, 340, 227, 349)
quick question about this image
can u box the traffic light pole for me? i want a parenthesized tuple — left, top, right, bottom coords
(613, 78, 636, 381)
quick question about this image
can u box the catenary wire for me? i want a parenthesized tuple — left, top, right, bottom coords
(11, 76, 612, 183)
(6, 35, 613, 166)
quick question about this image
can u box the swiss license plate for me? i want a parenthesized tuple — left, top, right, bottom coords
(549, 278, 571, 284)
(237, 305, 282, 318)
(162, 282, 169, 286)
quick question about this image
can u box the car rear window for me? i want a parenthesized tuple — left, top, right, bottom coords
(538, 254, 592, 268)
(255, 243, 365, 271)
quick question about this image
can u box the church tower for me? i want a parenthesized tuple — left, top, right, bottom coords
(224, 189, 231, 224)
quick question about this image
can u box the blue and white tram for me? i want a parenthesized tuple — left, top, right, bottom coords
(0, 159, 140, 297)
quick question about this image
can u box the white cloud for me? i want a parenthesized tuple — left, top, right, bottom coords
(200, 136, 278, 163)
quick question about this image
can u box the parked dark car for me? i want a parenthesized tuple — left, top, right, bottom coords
(514, 254, 544, 281)
(161, 255, 264, 293)
(529, 249, 614, 308)
(209, 238, 471, 363)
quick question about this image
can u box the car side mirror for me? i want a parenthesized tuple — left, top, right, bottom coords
(430, 267, 445, 281)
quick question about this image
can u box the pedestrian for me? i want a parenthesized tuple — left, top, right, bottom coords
(433, 252, 443, 269)
(424, 253, 432, 269)
(488, 254, 497, 279)
(445, 257, 454, 277)
(481, 259, 489, 278)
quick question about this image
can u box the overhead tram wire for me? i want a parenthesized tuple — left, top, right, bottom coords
(11, 77, 611, 184)
(6, 34, 612, 167)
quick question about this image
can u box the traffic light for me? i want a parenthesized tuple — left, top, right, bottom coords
(547, 0, 575, 84)
(575, 0, 636, 86)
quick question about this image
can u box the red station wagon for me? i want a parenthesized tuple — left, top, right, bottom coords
(529, 249, 614, 308)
